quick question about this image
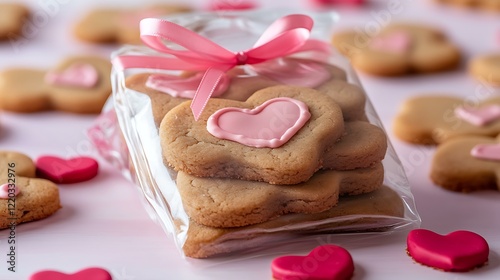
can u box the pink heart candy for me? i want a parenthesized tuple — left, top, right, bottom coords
(208, 0, 258, 10)
(45, 63, 99, 88)
(310, 0, 364, 6)
(369, 31, 412, 53)
(29, 267, 112, 280)
(145, 72, 229, 99)
(207, 97, 311, 148)
(271, 245, 354, 280)
(0, 183, 20, 199)
(407, 229, 489, 272)
(455, 105, 500, 126)
(471, 143, 500, 161)
(36, 156, 99, 184)
(252, 59, 331, 89)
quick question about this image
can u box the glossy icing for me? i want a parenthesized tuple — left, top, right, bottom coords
(207, 97, 311, 148)
(271, 245, 354, 280)
(45, 63, 99, 88)
(455, 105, 500, 126)
(407, 229, 489, 272)
(145, 72, 229, 99)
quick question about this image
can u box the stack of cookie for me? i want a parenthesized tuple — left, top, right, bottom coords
(122, 59, 404, 258)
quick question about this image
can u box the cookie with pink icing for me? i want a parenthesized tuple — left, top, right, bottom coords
(407, 229, 489, 271)
(0, 151, 61, 229)
(272, 245, 354, 280)
(332, 23, 461, 76)
(73, 5, 192, 45)
(393, 95, 500, 145)
(0, 56, 111, 114)
(431, 134, 500, 192)
(125, 58, 366, 126)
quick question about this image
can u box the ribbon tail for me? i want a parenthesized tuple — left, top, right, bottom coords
(190, 68, 226, 121)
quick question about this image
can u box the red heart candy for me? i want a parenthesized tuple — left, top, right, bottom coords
(407, 229, 489, 272)
(271, 245, 354, 280)
(30, 267, 112, 280)
(36, 156, 99, 184)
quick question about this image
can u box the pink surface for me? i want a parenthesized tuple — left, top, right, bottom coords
(369, 31, 412, 53)
(35, 156, 99, 184)
(29, 267, 112, 280)
(206, 97, 311, 148)
(455, 105, 500, 126)
(407, 229, 489, 272)
(1, 1, 500, 280)
(0, 183, 20, 199)
(471, 144, 500, 160)
(271, 245, 354, 280)
(44, 63, 99, 88)
(145, 72, 229, 99)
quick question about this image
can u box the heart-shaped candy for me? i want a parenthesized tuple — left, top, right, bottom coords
(207, 97, 311, 148)
(455, 105, 500, 126)
(208, 0, 257, 10)
(36, 156, 99, 184)
(29, 267, 112, 280)
(45, 63, 99, 88)
(145, 72, 229, 99)
(407, 229, 489, 272)
(272, 245, 354, 280)
(369, 31, 412, 53)
(0, 183, 20, 199)
(471, 143, 500, 161)
(310, 0, 364, 6)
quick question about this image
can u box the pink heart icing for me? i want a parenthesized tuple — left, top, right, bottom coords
(145, 72, 229, 99)
(455, 105, 500, 126)
(252, 59, 331, 88)
(471, 143, 500, 161)
(29, 267, 112, 280)
(369, 31, 412, 53)
(407, 229, 489, 272)
(36, 156, 99, 184)
(0, 183, 20, 199)
(45, 63, 99, 88)
(271, 245, 354, 280)
(207, 97, 311, 148)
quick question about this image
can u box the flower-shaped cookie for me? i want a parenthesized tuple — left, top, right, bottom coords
(431, 135, 500, 192)
(125, 58, 366, 126)
(393, 95, 500, 144)
(73, 5, 192, 45)
(469, 53, 500, 86)
(0, 3, 29, 40)
(0, 151, 61, 229)
(332, 23, 461, 76)
(178, 121, 385, 228)
(435, 0, 500, 12)
(0, 56, 111, 114)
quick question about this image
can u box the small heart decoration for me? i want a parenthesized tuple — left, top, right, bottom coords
(45, 63, 99, 88)
(0, 183, 20, 199)
(369, 31, 412, 53)
(207, 97, 311, 148)
(208, 0, 258, 10)
(471, 143, 500, 161)
(36, 156, 99, 184)
(29, 267, 112, 280)
(455, 105, 500, 126)
(407, 229, 489, 272)
(145, 72, 229, 99)
(271, 245, 354, 280)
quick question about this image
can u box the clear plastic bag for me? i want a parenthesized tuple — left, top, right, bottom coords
(89, 10, 420, 259)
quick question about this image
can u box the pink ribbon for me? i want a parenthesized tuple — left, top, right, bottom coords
(113, 14, 331, 120)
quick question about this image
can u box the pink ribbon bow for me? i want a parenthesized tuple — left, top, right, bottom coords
(113, 14, 331, 120)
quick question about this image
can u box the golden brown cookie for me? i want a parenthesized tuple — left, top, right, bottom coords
(0, 151, 61, 229)
(431, 135, 500, 192)
(182, 185, 404, 258)
(332, 23, 461, 76)
(469, 53, 500, 86)
(73, 5, 192, 45)
(393, 95, 500, 144)
(125, 58, 365, 126)
(0, 3, 29, 40)
(435, 0, 500, 12)
(160, 85, 345, 185)
(178, 162, 383, 228)
(0, 56, 112, 114)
